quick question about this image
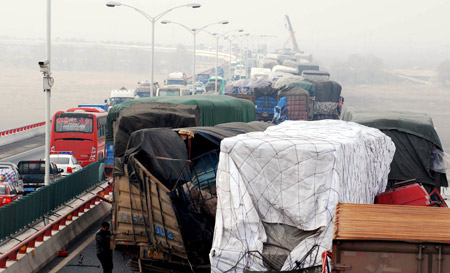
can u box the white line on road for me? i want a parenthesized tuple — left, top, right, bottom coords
(0, 146, 44, 161)
(48, 233, 96, 273)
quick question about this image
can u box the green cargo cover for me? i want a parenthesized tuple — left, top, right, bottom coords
(106, 95, 256, 142)
(342, 107, 447, 188)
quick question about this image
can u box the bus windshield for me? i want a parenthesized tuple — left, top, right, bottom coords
(55, 114, 93, 133)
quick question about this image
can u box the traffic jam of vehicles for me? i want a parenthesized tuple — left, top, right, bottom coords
(1, 11, 450, 273)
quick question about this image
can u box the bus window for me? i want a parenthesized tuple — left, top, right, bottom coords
(55, 114, 93, 133)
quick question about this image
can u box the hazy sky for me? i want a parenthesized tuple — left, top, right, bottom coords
(2, 0, 450, 63)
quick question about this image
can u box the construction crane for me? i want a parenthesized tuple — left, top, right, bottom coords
(283, 14, 300, 51)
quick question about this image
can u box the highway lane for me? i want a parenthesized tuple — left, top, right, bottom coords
(0, 136, 132, 272)
(0, 134, 45, 164)
(40, 216, 132, 273)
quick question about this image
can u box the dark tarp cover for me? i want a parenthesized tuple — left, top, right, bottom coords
(122, 121, 272, 188)
(254, 86, 278, 100)
(124, 128, 190, 190)
(342, 107, 447, 188)
(297, 64, 319, 74)
(106, 95, 256, 142)
(282, 59, 299, 68)
(273, 76, 315, 97)
(277, 86, 309, 101)
(303, 80, 342, 102)
(113, 102, 200, 157)
(123, 128, 212, 262)
(175, 121, 273, 147)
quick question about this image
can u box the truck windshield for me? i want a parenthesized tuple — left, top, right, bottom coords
(167, 80, 185, 85)
(135, 90, 150, 98)
(158, 89, 180, 96)
(55, 114, 93, 133)
(0, 185, 6, 194)
(110, 97, 133, 106)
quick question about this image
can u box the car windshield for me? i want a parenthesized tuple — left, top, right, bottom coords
(51, 157, 70, 164)
(0, 185, 6, 195)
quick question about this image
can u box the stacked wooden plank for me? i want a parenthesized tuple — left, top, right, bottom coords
(334, 203, 450, 243)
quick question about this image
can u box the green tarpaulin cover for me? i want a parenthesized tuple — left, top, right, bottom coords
(342, 107, 447, 188)
(106, 95, 256, 142)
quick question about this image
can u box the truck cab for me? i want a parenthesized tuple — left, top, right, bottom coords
(107, 87, 135, 108)
(156, 85, 191, 97)
(233, 64, 247, 80)
(165, 72, 187, 86)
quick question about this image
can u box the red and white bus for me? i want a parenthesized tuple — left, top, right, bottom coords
(50, 107, 107, 167)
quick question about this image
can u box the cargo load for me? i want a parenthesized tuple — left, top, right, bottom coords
(303, 80, 343, 120)
(274, 75, 315, 97)
(112, 103, 200, 159)
(105, 95, 256, 178)
(210, 120, 395, 272)
(297, 64, 319, 75)
(111, 122, 272, 270)
(332, 203, 450, 273)
(106, 95, 257, 144)
(342, 108, 448, 190)
(254, 85, 278, 122)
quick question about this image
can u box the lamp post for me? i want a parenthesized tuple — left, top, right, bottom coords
(227, 33, 250, 81)
(161, 20, 229, 89)
(204, 29, 243, 94)
(41, 0, 53, 186)
(106, 2, 201, 97)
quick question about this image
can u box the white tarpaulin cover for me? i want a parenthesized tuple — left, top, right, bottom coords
(210, 120, 396, 272)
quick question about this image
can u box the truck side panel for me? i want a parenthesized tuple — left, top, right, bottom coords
(112, 158, 187, 260)
(332, 240, 450, 273)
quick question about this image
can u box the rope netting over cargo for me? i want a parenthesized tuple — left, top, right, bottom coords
(210, 120, 396, 272)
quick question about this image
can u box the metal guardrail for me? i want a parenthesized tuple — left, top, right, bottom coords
(0, 122, 45, 137)
(0, 159, 105, 242)
(0, 182, 112, 269)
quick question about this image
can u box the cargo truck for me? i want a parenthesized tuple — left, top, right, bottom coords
(332, 203, 450, 273)
(111, 122, 271, 271)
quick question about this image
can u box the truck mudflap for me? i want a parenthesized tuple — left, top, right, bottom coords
(112, 158, 187, 260)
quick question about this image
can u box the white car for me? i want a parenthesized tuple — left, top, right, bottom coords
(50, 152, 82, 176)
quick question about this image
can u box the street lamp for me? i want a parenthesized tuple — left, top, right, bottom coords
(204, 29, 243, 94)
(226, 33, 250, 81)
(161, 20, 228, 89)
(106, 2, 201, 97)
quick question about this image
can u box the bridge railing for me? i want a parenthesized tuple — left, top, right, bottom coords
(0, 122, 45, 137)
(0, 159, 105, 242)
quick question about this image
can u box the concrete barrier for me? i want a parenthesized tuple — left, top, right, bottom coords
(0, 182, 112, 273)
(2, 202, 110, 273)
